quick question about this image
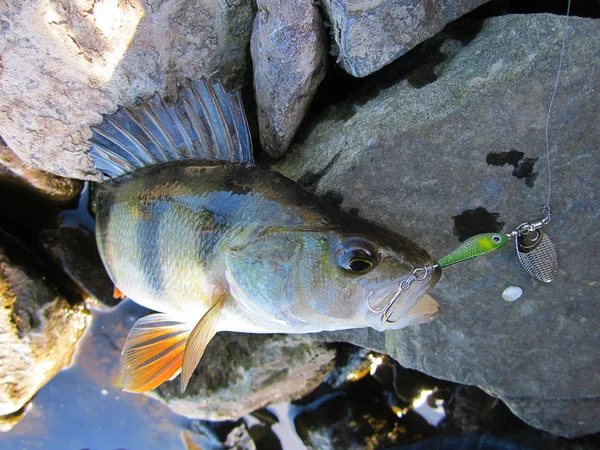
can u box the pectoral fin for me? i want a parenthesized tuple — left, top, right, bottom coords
(121, 313, 192, 392)
(180, 294, 224, 393)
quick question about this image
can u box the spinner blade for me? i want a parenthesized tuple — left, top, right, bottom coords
(516, 229, 558, 282)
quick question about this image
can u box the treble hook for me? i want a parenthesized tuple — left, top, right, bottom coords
(367, 266, 436, 324)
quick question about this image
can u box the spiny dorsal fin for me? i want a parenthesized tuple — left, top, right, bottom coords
(121, 313, 191, 393)
(89, 78, 253, 180)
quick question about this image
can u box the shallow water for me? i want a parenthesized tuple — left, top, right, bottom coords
(0, 301, 193, 450)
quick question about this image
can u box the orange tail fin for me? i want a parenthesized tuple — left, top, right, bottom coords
(121, 314, 191, 392)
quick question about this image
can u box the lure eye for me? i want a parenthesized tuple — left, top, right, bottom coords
(337, 238, 378, 274)
(492, 235, 502, 243)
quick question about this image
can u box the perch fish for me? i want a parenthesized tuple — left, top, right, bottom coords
(89, 78, 442, 393)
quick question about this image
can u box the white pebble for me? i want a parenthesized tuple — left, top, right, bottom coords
(502, 286, 523, 302)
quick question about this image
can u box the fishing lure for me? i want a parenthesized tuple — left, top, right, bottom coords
(436, 233, 509, 268)
(373, 1, 571, 323)
(369, 233, 509, 323)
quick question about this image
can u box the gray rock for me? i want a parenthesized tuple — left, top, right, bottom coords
(445, 386, 507, 434)
(0, 140, 82, 203)
(321, 0, 488, 77)
(276, 14, 600, 437)
(251, 0, 327, 158)
(152, 333, 336, 421)
(223, 423, 257, 450)
(40, 201, 119, 310)
(0, 0, 255, 180)
(182, 422, 257, 450)
(0, 244, 89, 418)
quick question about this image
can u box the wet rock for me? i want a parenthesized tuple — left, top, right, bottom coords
(40, 185, 118, 309)
(276, 14, 600, 437)
(320, 0, 489, 77)
(0, 244, 89, 418)
(0, 0, 255, 180)
(153, 333, 336, 421)
(0, 404, 31, 432)
(40, 222, 116, 309)
(445, 386, 514, 434)
(0, 140, 81, 203)
(224, 423, 257, 450)
(245, 411, 282, 450)
(293, 390, 410, 450)
(182, 421, 257, 450)
(325, 345, 372, 388)
(251, 0, 327, 158)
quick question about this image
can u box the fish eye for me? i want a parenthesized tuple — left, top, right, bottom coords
(349, 259, 373, 272)
(337, 238, 378, 274)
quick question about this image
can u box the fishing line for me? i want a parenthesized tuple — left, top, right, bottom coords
(544, 0, 572, 218)
(374, 3, 572, 323)
(507, 0, 571, 284)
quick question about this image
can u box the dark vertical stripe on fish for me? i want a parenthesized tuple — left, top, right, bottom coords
(196, 206, 227, 264)
(167, 201, 228, 269)
(136, 200, 165, 297)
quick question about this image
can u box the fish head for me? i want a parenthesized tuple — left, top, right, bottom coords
(224, 219, 441, 333)
(321, 222, 442, 332)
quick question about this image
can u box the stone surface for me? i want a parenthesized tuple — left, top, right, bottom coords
(251, 0, 327, 158)
(276, 14, 600, 437)
(182, 422, 257, 450)
(321, 0, 489, 77)
(446, 386, 511, 434)
(152, 333, 336, 421)
(40, 185, 119, 309)
(294, 392, 408, 450)
(0, 243, 89, 418)
(0, 404, 31, 433)
(222, 423, 257, 450)
(0, 0, 255, 180)
(0, 140, 82, 203)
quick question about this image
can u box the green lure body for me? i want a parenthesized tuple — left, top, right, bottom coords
(437, 233, 509, 267)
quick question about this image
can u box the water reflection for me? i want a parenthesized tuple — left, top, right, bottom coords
(410, 390, 445, 427)
(0, 301, 191, 450)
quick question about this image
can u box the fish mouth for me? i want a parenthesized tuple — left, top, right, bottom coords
(366, 267, 441, 330)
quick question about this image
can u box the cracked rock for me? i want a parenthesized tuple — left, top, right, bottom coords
(0, 140, 82, 203)
(0, 243, 89, 419)
(251, 0, 327, 158)
(321, 0, 489, 77)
